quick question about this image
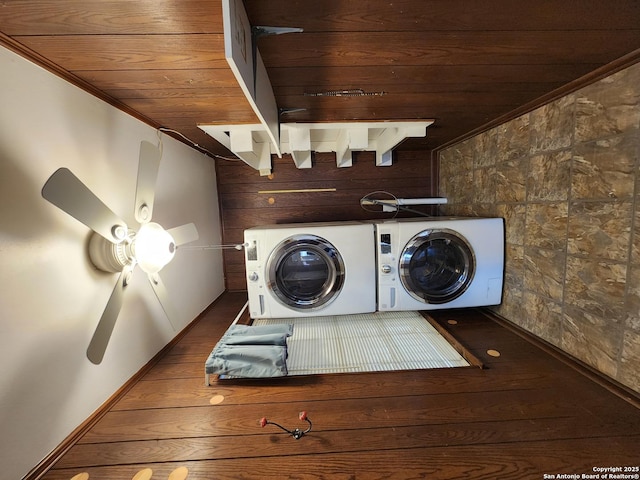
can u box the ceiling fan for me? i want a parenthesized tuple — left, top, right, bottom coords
(41, 140, 199, 364)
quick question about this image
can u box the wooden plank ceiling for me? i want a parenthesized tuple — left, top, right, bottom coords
(1, 0, 639, 157)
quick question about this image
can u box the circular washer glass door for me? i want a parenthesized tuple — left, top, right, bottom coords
(399, 228, 475, 304)
(267, 234, 345, 310)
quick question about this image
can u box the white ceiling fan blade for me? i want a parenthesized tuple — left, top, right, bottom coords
(167, 223, 199, 246)
(42, 168, 128, 243)
(148, 273, 179, 331)
(134, 140, 162, 224)
(86, 265, 133, 364)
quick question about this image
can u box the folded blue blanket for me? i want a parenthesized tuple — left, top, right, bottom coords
(220, 324, 294, 346)
(224, 324, 294, 337)
(206, 344, 288, 377)
(205, 324, 293, 378)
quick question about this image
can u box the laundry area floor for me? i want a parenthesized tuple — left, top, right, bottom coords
(40, 292, 640, 479)
(252, 311, 470, 375)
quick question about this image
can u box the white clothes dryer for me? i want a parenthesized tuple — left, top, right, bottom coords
(375, 217, 504, 311)
(244, 221, 376, 319)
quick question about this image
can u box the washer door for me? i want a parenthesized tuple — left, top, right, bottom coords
(399, 228, 475, 304)
(267, 234, 345, 311)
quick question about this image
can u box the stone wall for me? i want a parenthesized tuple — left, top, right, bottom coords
(439, 62, 640, 393)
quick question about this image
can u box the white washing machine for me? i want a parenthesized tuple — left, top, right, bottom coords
(244, 221, 376, 319)
(375, 217, 504, 311)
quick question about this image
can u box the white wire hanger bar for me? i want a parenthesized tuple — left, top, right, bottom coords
(179, 243, 248, 251)
(361, 197, 448, 212)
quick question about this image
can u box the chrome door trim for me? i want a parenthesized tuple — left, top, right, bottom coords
(267, 234, 345, 310)
(399, 228, 475, 304)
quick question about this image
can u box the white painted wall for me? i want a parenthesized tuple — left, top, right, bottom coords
(0, 46, 226, 479)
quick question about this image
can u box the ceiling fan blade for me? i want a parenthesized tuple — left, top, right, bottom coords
(86, 265, 133, 364)
(134, 140, 162, 224)
(148, 273, 179, 331)
(167, 223, 199, 246)
(42, 168, 128, 243)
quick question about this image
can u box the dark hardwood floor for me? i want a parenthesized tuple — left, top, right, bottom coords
(41, 291, 640, 479)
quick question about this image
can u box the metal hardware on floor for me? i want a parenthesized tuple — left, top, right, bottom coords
(260, 411, 312, 439)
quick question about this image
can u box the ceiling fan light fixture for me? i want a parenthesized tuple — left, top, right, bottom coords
(133, 222, 176, 274)
(89, 231, 134, 273)
(88, 221, 176, 274)
(42, 140, 199, 363)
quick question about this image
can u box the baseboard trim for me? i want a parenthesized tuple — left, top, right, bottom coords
(435, 48, 640, 153)
(481, 309, 640, 410)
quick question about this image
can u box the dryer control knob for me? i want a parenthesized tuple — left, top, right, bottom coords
(248, 272, 259, 282)
(381, 264, 392, 274)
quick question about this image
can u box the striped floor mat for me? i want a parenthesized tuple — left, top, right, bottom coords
(252, 311, 469, 375)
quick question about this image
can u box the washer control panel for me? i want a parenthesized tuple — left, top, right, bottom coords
(376, 226, 398, 309)
(377, 228, 397, 282)
(379, 233, 391, 254)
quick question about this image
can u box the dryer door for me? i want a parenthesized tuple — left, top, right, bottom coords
(267, 234, 345, 311)
(399, 228, 475, 304)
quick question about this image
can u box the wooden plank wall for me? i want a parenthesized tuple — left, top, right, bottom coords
(215, 150, 438, 291)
